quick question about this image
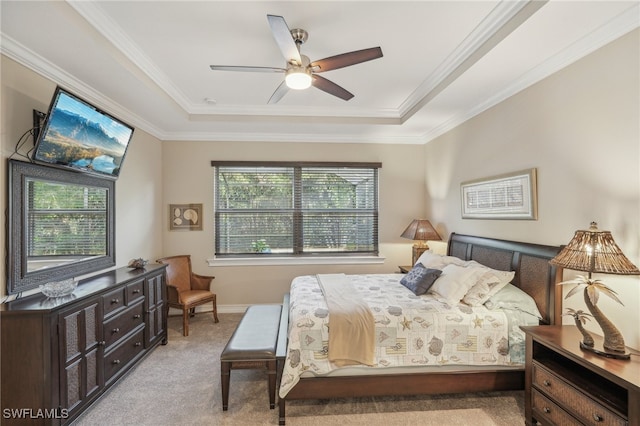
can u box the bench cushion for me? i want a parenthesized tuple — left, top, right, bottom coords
(221, 304, 281, 361)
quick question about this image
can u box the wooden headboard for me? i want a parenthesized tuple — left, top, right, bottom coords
(447, 233, 563, 325)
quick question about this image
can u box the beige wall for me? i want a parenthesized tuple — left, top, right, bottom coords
(424, 30, 640, 349)
(0, 56, 165, 298)
(160, 141, 427, 307)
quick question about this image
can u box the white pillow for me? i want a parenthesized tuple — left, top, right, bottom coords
(429, 264, 484, 303)
(462, 268, 514, 306)
(484, 283, 543, 319)
(416, 251, 466, 270)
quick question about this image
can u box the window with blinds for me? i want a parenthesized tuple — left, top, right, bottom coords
(27, 178, 108, 257)
(213, 161, 380, 257)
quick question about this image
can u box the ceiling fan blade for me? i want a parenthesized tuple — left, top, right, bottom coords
(267, 14, 302, 64)
(268, 81, 290, 104)
(310, 47, 383, 72)
(210, 65, 285, 73)
(311, 75, 354, 101)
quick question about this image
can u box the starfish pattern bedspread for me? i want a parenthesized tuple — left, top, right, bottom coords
(279, 274, 523, 398)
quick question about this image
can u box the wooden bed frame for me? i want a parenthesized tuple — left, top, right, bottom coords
(275, 233, 563, 425)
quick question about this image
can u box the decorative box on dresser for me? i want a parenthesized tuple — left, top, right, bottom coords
(1, 264, 167, 425)
(522, 326, 640, 426)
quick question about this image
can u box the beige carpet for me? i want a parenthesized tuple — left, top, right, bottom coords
(72, 313, 525, 426)
(286, 409, 500, 425)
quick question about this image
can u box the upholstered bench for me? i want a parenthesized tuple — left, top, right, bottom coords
(220, 304, 282, 411)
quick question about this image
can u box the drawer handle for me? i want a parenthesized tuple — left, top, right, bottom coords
(133, 314, 141, 319)
(543, 407, 551, 414)
(133, 289, 141, 294)
(135, 342, 142, 347)
(98, 341, 106, 346)
(111, 298, 120, 304)
(112, 328, 120, 333)
(593, 414, 603, 422)
(542, 380, 551, 387)
(112, 359, 120, 365)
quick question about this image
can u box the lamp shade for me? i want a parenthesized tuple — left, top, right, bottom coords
(401, 219, 441, 241)
(550, 222, 640, 275)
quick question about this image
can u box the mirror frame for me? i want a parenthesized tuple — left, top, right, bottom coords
(7, 159, 116, 295)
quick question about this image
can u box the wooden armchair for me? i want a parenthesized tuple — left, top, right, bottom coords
(156, 255, 219, 336)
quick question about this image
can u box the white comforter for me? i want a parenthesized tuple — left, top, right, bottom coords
(279, 274, 524, 398)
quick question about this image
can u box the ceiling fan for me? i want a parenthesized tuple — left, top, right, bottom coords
(210, 14, 383, 104)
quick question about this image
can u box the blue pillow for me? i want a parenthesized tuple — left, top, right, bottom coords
(400, 264, 442, 295)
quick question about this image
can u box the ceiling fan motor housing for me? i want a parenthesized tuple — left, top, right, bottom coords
(290, 28, 308, 46)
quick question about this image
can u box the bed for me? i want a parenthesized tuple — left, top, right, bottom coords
(275, 233, 563, 425)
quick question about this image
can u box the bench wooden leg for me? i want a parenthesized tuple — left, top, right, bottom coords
(267, 360, 277, 409)
(279, 397, 286, 425)
(221, 361, 230, 411)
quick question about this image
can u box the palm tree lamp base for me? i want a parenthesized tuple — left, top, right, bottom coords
(579, 341, 631, 360)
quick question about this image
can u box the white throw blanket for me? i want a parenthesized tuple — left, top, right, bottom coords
(317, 274, 375, 366)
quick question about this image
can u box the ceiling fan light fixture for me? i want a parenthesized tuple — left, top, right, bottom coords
(285, 67, 312, 90)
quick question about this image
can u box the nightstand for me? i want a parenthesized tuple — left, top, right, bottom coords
(522, 325, 640, 426)
(399, 265, 412, 274)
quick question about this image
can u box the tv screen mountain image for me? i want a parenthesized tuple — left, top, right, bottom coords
(34, 88, 134, 178)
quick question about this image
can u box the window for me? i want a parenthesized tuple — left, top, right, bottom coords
(212, 161, 380, 257)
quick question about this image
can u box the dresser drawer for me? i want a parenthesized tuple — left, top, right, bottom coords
(533, 361, 626, 426)
(532, 388, 582, 426)
(104, 327, 145, 381)
(102, 287, 127, 317)
(127, 279, 144, 303)
(103, 301, 145, 348)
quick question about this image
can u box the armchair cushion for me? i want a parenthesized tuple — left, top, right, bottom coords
(180, 289, 215, 305)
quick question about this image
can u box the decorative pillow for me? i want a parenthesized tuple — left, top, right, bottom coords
(462, 267, 515, 306)
(416, 250, 466, 270)
(399, 264, 442, 296)
(429, 264, 484, 303)
(484, 283, 543, 319)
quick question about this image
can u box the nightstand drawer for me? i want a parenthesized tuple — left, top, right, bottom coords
(532, 388, 582, 426)
(533, 361, 626, 426)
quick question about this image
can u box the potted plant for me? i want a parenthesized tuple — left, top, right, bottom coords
(251, 239, 271, 253)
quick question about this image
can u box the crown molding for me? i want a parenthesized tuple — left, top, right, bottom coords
(422, 2, 640, 144)
(399, 0, 547, 120)
(0, 34, 166, 141)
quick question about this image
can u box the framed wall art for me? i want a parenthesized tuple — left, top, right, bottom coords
(460, 168, 537, 220)
(170, 203, 203, 230)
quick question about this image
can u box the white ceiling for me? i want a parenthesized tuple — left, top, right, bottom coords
(1, 1, 638, 144)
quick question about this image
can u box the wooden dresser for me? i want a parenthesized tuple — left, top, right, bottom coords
(1, 264, 167, 425)
(522, 326, 640, 426)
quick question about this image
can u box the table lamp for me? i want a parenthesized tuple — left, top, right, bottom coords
(401, 219, 441, 265)
(550, 222, 640, 360)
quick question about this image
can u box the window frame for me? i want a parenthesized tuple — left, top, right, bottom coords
(7, 160, 116, 295)
(211, 161, 381, 260)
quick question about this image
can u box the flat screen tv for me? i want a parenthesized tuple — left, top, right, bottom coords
(33, 87, 134, 179)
